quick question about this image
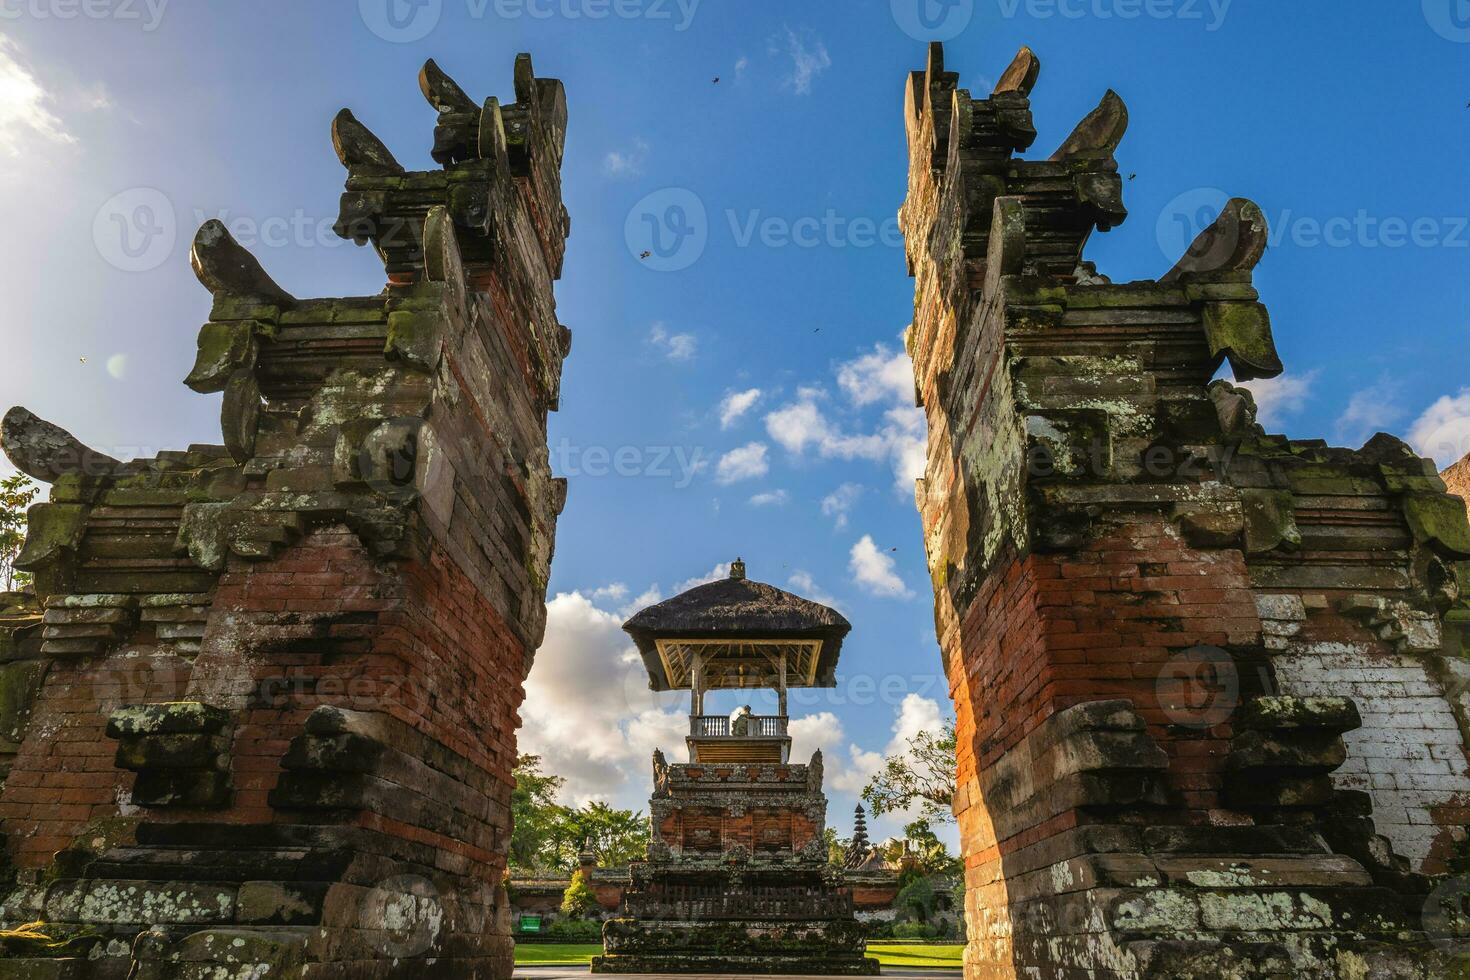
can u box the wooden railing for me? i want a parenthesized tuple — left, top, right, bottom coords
(691, 715, 788, 737)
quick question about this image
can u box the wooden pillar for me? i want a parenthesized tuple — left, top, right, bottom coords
(777, 651, 788, 718)
(691, 648, 704, 718)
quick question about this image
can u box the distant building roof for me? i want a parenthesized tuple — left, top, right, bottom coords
(623, 559, 851, 692)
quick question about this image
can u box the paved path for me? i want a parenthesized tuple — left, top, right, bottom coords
(515, 968, 958, 980)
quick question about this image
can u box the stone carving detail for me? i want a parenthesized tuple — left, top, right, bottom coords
(902, 40, 1466, 979)
(0, 52, 571, 979)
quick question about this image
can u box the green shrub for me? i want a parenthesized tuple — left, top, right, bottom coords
(892, 921, 939, 940)
(560, 871, 598, 919)
(545, 918, 603, 941)
(895, 876, 937, 923)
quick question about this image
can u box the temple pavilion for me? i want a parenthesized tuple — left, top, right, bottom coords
(591, 559, 878, 975)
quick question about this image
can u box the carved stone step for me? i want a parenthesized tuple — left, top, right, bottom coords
(86, 846, 350, 884)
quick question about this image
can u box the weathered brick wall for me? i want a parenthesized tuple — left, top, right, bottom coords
(902, 41, 1466, 979)
(649, 759, 825, 858)
(0, 54, 570, 980)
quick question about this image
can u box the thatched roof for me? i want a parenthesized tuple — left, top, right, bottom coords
(623, 560, 851, 692)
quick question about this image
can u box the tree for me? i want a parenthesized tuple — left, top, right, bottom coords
(570, 802, 649, 868)
(510, 755, 572, 871)
(860, 723, 957, 824)
(901, 818, 961, 877)
(560, 870, 598, 919)
(509, 755, 650, 873)
(894, 875, 937, 924)
(0, 474, 37, 593)
(820, 826, 849, 867)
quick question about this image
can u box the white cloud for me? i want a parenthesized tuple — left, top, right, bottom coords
(1237, 370, 1317, 429)
(673, 563, 731, 594)
(649, 323, 697, 362)
(890, 693, 945, 750)
(790, 694, 952, 839)
(849, 535, 912, 599)
(838, 345, 914, 407)
(787, 570, 841, 610)
(834, 695, 948, 820)
(521, 592, 688, 809)
(1410, 388, 1470, 469)
(734, 56, 749, 80)
(748, 489, 789, 507)
(592, 582, 629, 603)
(821, 483, 862, 530)
(765, 391, 925, 494)
(0, 37, 75, 157)
(719, 388, 762, 429)
(603, 137, 649, 178)
(771, 27, 830, 95)
(1336, 379, 1405, 446)
(716, 442, 769, 484)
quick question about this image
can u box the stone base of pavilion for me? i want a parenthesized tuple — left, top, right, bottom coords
(592, 863, 879, 976)
(592, 919, 879, 976)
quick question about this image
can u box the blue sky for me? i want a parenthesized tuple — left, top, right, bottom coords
(1, 2, 1468, 846)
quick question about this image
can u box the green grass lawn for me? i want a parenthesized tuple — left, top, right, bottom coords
(865, 943, 965, 968)
(514, 943, 604, 965)
(512, 942, 963, 969)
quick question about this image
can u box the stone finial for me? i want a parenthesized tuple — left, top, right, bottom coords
(992, 46, 1040, 97)
(1161, 197, 1270, 282)
(419, 58, 478, 114)
(1, 406, 120, 483)
(190, 220, 296, 306)
(1048, 90, 1128, 162)
(331, 109, 404, 177)
(730, 557, 746, 580)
